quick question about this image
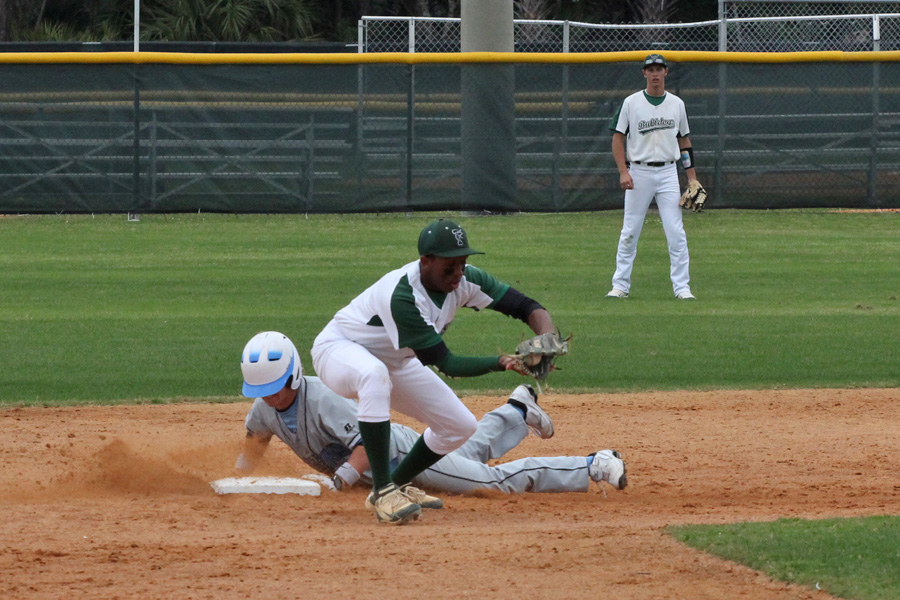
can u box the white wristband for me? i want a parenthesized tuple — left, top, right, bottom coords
(680, 147, 694, 170)
(334, 462, 360, 489)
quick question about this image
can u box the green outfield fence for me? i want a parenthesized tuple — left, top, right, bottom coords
(0, 50, 898, 213)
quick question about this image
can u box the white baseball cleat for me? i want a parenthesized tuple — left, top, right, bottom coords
(589, 450, 627, 490)
(365, 483, 422, 525)
(399, 484, 444, 509)
(675, 291, 696, 300)
(508, 384, 554, 439)
(606, 288, 629, 299)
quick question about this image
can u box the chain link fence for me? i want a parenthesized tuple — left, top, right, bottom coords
(342, 4, 900, 214)
(5, 2, 900, 214)
(359, 17, 462, 53)
(360, 2, 900, 52)
(726, 0, 899, 18)
(2, 57, 897, 213)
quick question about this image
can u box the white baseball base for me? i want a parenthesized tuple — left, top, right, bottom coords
(211, 476, 322, 496)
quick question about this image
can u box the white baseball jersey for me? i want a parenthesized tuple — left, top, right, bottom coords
(612, 91, 690, 163)
(332, 259, 508, 363)
(244, 376, 593, 494)
(312, 260, 510, 454)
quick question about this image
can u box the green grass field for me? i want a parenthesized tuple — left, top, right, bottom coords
(669, 517, 900, 600)
(1, 209, 898, 599)
(1, 209, 897, 404)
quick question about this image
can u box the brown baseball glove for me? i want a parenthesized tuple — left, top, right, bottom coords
(512, 331, 571, 380)
(679, 179, 708, 212)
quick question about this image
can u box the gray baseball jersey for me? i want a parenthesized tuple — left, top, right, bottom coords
(244, 376, 592, 494)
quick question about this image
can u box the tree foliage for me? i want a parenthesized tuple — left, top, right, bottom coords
(140, 0, 318, 42)
(0, 0, 717, 43)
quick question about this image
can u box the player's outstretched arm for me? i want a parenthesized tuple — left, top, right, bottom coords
(500, 354, 530, 376)
(333, 445, 368, 490)
(491, 286, 554, 335)
(527, 308, 555, 336)
(415, 341, 505, 378)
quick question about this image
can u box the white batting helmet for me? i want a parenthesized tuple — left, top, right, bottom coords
(240, 331, 302, 398)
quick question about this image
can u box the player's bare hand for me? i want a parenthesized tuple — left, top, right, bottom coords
(499, 355, 528, 376)
(619, 173, 635, 190)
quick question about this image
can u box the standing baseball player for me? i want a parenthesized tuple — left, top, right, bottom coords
(310, 219, 561, 524)
(237, 331, 627, 497)
(606, 53, 706, 300)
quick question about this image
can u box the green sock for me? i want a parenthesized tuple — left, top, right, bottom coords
(391, 435, 443, 487)
(358, 420, 393, 491)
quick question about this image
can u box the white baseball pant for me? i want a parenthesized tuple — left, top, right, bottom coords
(311, 320, 477, 456)
(611, 163, 690, 296)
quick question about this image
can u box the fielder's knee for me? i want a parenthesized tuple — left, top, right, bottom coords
(423, 412, 477, 455)
(356, 362, 393, 421)
(460, 412, 478, 441)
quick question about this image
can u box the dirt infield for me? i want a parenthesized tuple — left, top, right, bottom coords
(2, 388, 898, 600)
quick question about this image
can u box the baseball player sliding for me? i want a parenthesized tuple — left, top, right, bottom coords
(238, 331, 627, 498)
(607, 53, 707, 300)
(310, 219, 574, 524)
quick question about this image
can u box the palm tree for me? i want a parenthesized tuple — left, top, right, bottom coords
(0, 0, 8, 41)
(629, 0, 676, 24)
(140, 0, 318, 42)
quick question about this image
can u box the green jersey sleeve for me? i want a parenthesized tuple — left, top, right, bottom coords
(464, 266, 509, 307)
(436, 352, 504, 377)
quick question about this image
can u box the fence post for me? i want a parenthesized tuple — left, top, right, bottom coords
(149, 111, 157, 206)
(561, 22, 570, 155)
(308, 114, 316, 210)
(406, 64, 414, 209)
(718, 0, 727, 51)
(715, 0, 728, 202)
(460, 0, 516, 212)
(130, 64, 142, 218)
(407, 17, 415, 207)
(561, 64, 570, 154)
(868, 15, 881, 206)
(133, 0, 140, 53)
(873, 13, 881, 51)
(551, 135, 561, 211)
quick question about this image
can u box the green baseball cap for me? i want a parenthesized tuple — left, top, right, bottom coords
(418, 219, 484, 258)
(643, 53, 667, 69)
